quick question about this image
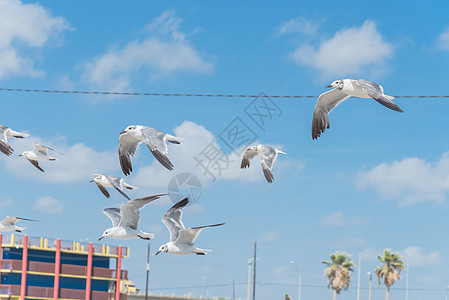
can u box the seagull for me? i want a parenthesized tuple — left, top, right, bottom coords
(118, 125, 182, 175)
(241, 144, 286, 183)
(99, 194, 167, 241)
(156, 198, 225, 256)
(312, 79, 404, 140)
(0, 124, 29, 156)
(0, 216, 37, 232)
(19, 143, 63, 172)
(90, 174, 138, 200)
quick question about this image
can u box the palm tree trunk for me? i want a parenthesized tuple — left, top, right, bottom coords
(333, 289, 337, 300)
(386, 286, 390, 300)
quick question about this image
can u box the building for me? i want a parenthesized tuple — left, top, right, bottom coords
(0, 234, 129, 300)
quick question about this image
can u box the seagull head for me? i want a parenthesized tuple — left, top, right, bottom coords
(155, 243, 169, 255)
(90, 174, 102, 183)
(19, 151, 31, 158)
(98, 228, 112, 241)
(326, 80, 343, 89)
(120, 125, 138, 135)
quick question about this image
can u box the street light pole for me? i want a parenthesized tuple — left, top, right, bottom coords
(203, 277, 210, 298)
(247, 259, 252, 300)
(367, 272, 372, 300)
(290, 261, 301, 300)
(145, 241, 150, 300)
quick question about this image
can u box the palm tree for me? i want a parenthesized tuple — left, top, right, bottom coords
(322, 251, 355, 300)
(375, 249, 405, 300)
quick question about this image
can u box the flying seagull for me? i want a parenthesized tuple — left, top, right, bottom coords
(0, 124, 29, 156)
(0, 216, 37, 232)
(118, 125, 182, 175)
(241, 144, 286, 183)
(156, 198, 225, 256)
(312, 79, 404, 140)
(90, 174, 137, 200)
(19, 143, 63, 172)
(99, 194, 167, 241)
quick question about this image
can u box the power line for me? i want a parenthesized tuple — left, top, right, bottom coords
(0, 87, 449, 99)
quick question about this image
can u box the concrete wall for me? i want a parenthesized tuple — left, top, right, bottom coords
(126, 294, 209, 300)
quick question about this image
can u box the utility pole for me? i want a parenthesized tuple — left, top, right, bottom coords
(145, 241, 150, 300)
(232, 279, 236, 300)
(252, 241, 257, 300)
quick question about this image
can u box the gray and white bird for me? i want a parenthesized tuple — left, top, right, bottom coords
(19, 143, 63, 172)
(118, 125, 182, 175)
(99, 194, 167, 241)
(90, 174, 137, 200)
(156, 198, 224, 256)
(0, 124, 29, 156)
(0, 216, 37, 232)
(241, 144, 286, 183)
(312, 79, 404, 140)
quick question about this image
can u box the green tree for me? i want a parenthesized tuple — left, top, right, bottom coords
(322, 251, 355, 300)
(375, 249, 405, 300)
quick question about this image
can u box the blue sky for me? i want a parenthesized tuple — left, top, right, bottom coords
(1, 0, 449, 299)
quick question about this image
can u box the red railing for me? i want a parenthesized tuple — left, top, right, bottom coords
(0, 259, 127, 280)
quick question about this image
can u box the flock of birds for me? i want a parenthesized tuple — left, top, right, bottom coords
(0, 78, 403, 255)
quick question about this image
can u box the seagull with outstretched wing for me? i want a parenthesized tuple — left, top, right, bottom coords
(156, 198, 224, 256)
(99, 194, 167, 241)
(312, 79, 404, 140)
(241, 144, 286, 183)
(118, 125, 182, 175)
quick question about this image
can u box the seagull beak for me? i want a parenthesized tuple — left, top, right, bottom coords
(325, 85, 332, 89)
(18, 154, 23, 157)
(89, 180, 94, 183)
(155, 250, 161, 256)
(120, 130, 126, 135)
(98, 236, 105, 241)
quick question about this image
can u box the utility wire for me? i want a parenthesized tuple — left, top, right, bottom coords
(0, 87, 449, 99)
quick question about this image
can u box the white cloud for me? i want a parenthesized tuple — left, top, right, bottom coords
(2, 137, 117, 183)
(258, 231, 281, 243)
(33, 196, 63, 214)
(132, 120, 292, 191)
(276, 17, 320, 37)
(402, 247, 444, 267)
(320, 211, 370, 228)
(0, 0, 70, 79)
(82, 10, 213, 91)
(356, 153, 449, 207)
(289, 20, 393, 79)
(437, 27, 449, 51)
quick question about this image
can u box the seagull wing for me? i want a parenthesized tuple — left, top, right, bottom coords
(162, 198, 189, 242)
(0, 125, 13, 156)
(95, 182, 111, 198)
(105, 175, 130, 200)
(119, 194, 166, 229)
(312, 89, 351, 140)
(141, 127, 174, 171)
(260, 146, 278, 183)
(176, 223, 225, 246)
(27, 158, 44, 172)
(118, 132, 143, 176)
(241, 148, 259, 169)
(103, 208, 121, 227)
(356, 79, 403, 113)
(33, 144, 49, 155)
(1, 216, 19, 225)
